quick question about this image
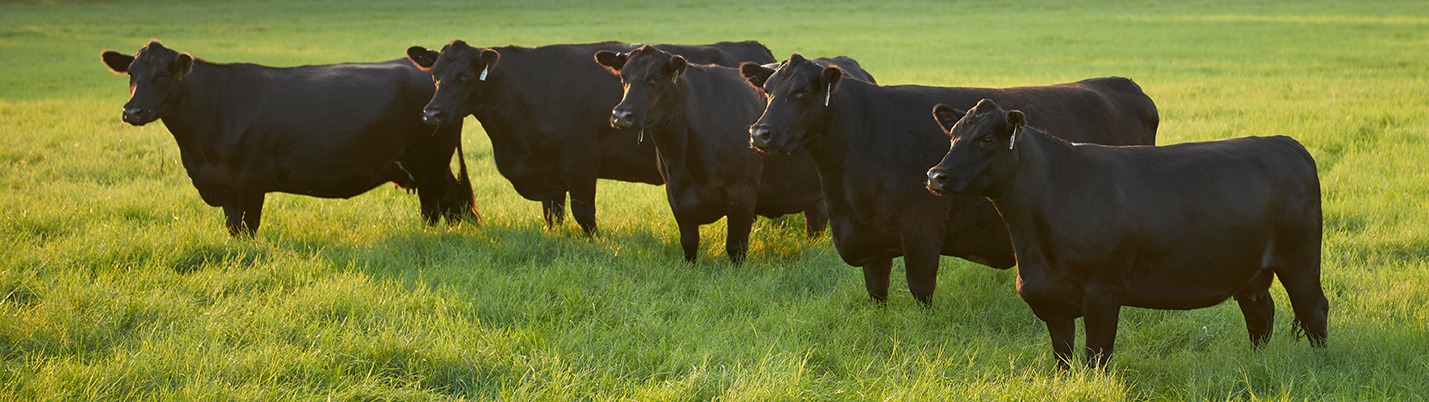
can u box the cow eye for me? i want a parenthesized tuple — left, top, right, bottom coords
(646, 76, 661, 85)
(790, 90, 807, 99)
(980, 135, 996, 145)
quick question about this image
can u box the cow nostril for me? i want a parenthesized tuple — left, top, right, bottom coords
(122, 107, 145, 121)
(421, 110, 444, 125)
(613, 110, 636, 123)
(929, 171, 947, 185)
(750, 127, 772, 143)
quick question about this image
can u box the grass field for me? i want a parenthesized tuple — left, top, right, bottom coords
(2, 0, 1427, 400)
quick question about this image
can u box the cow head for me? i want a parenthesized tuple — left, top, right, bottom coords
(407, 40, 500, 127)
(100, 40, 194, 126)
(743, 54, 843, 154)
(593, 45, 687, 130)
(926, 99, 1024, 196)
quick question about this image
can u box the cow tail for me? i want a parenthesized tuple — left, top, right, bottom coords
(455, 138, 481, 224)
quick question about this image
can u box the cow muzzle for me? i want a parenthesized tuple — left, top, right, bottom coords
(610, 109, 638, 129)
(748, 125, 778, 151)
(121, 106, 156, 126)
(926, 168, 957, 195)
(421, 109, 446, 127)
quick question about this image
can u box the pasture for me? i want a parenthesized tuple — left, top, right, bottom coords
(1, 0, 1426, 400)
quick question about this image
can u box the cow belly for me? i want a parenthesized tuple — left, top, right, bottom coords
(828, 218, 902, 266)
(1119, 260, 1265, 310)
(275, 175, 387, 198)
(187, 166, 236, 207)
(267, 161, 394, 198)
(667, 186, 732, 225)
(272, 167, 391, 197)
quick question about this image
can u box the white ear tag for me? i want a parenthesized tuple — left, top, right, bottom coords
(1009, 126, 1018, 150)
(479, 66, 488, 81)
(824, 84, 832, 107)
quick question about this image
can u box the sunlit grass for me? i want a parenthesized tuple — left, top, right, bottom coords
(1, 0, 1427, 400)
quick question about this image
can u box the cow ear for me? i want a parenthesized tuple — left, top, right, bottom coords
(667, 55, 687, 80)
(173, 52, 194, 76)
(931, 104, 966, 134)
(739, 62, 774, 88)
(822, 65, 844, 87)
(101, 50, 134, 74)
(594, 50, 625, 72)
(1007, 110, 1026, 128)
(822, 66, 844, 106)
(406, 46, 439, 70)
(477, 49, 501, 80)
(593, 50, 626, 74)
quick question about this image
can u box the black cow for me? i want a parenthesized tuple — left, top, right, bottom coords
(101, 40, 476, 236)
(925, 99, 1327, 369)
(742, 54, 1157, 305)
(406, 40, 774, 235)
(592, 45, 831, 263)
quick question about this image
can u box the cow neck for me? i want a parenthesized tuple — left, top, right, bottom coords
(646, 76, 695, 165)
(468, 46, 521, 120)
(804, 78, 871, 179)
(157, 61, 226, 148)
(988, 127, 1080, 222)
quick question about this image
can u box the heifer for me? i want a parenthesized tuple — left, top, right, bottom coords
(926, 99, 1327, 369)
(406, 40, 774, 235)
(101, 40, 476, 236)
(742, 54, 1157, 305)
(592, 45, 829, 263)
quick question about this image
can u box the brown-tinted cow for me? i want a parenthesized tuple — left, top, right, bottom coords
(101, 40, 476, 236)
(592, 45, 828, 263)
(926, 99, 1327, 369)
(742, 54, 1157, 305)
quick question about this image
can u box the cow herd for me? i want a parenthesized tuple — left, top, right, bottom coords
(100, 39, 1327, 369)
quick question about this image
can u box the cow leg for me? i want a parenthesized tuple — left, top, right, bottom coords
(442, 130, 479, 225)
(725, 211, 755, 264)
(413, 173, 442, 225)
(1235, 269, 1277, 347)
(903, 251, 940, 307)
(1278, 268, 1329, 347)
(677, 218, 700, 263)
(1046, 318, 1076, 370)
(569, 179, 599, 236)
(861, 259, 892, 303)
(1082, 294, 1121, 370)
(803, 201, 829, 238)
(1268, 231, 1328, 347)
(241, 193, 264, 235)
(542, 194, 567, 228)
(436, 171, 479, 225)
(405, 138, 453, 225)
(222, 204, 246, 237)
(222, 193, 264, 237)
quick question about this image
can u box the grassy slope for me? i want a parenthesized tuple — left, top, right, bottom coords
(1, 0, 1427, 400)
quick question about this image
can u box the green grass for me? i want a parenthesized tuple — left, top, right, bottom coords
(2, 0, 1427, 400)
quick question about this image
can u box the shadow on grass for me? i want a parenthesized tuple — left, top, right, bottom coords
(169, 242, 272, 274)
